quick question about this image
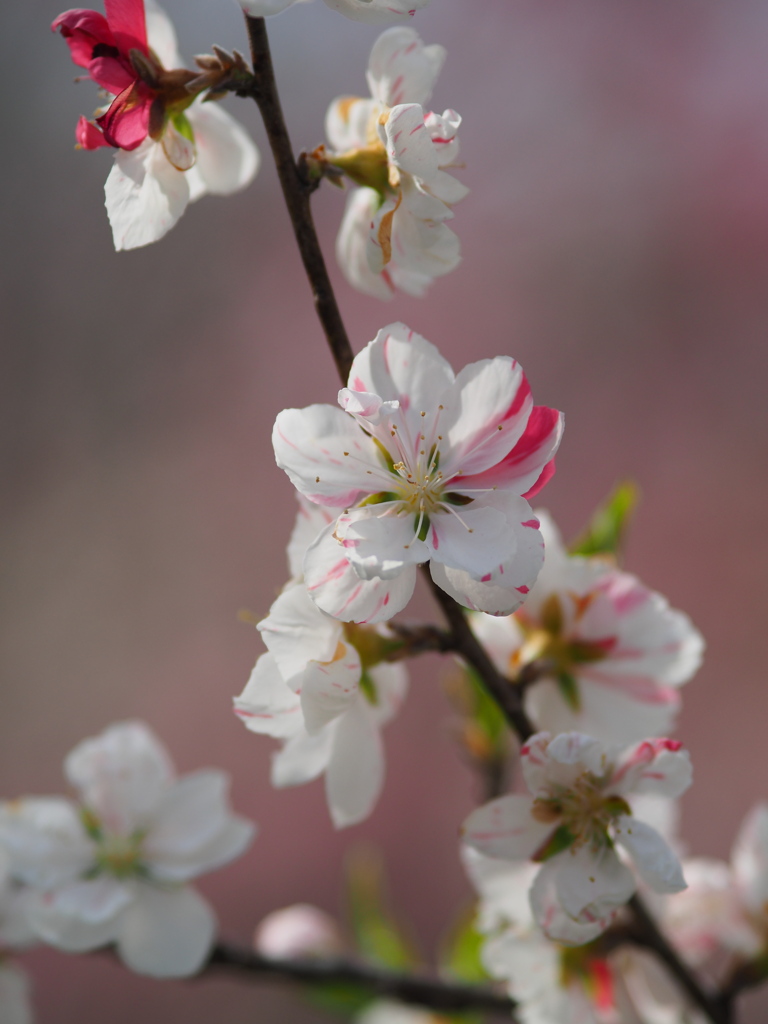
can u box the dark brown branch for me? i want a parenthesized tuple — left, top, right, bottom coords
(240, 16, 354, 382)
(628, 894, 732, 1024)
(426, 576, 536, 742)
(207, 942, 518, 1018)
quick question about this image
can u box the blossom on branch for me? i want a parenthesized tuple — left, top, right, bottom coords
(237, 0, 429, 24)
(325, 29, 467, 298)
(463, 849, 698, 1024)
(53, 0, 259, 249)
(463, 732, 691, 945)
(273, 324, 562, 623)
(234, 500, 408, 828)
(0, 722, 255, 977)
(471, 511, 704, 745)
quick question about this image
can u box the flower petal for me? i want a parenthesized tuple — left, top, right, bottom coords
(732, 802, 768, 914)
(333, 503, 427, 581)
(105, 139, 190, 250)
(346, 323, 454, 430)
(65, 720, 174, 835)
(366, 27, 445, 108)
(304, 522, 417, 623)
(233, 653, 304, 740)
(185, 101, 260, 202)
(300, 641, 362, 734)
(258, 583, 340, 684)
(142, 770, 254, 879)
(552, 844, 636, 924)
(271, 728, 333, 788)
(614, 816, 686, 895)
(461, 406, 564, 497)
(336, 188, 397, 300)
(273, 405, 381, 508)
(325, 701, 384, 828)
(609, 740, 692, 799)
(462, 795, 552, 860)
(29, 878, 131, 952)
(529, 858, 617, 945)
(325, 97, 379, 153)
(115, 884, 215, 977)
(440, 358, 534, 479)
(104, 0, 148, 55)
(381, 104, 437, 181)
(0, 798, 92, 889)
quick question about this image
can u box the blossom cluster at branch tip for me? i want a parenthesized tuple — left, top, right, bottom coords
(326, 28, 467, 298)
(273, 323, 563, 623)
(237, 0, 429, 25)
(52, 0, 259, 249)
(463, 731, 692, 946)
(471, 510, 704, 744)
(0, 722, 255, 978)
(234, 498, 408, 828)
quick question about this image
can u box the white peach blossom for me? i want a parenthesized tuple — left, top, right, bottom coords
(272, 324, 562, 623)
(463, 733, 691, 945)
(0, 722, 255, 977)
(471, 512, 704, 745)
(235, 502, 408, 827)
(326, 29, 466, 297)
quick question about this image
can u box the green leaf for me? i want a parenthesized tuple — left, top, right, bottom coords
(570, 481, 639, 560)
(532, 824, 576, 862)
(556, 671, 581, 712)
(440, 909, 490, 984)
(346, 846, 419, 970)
(172, 111, 195, 144)
(464, 666, 508, 747)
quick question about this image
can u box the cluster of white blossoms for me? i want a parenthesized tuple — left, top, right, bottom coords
(0, 722, 254, 987)
(325, 29, 467, 298)
(46, 0, 768, 1020)
(234, 499, 408, 828)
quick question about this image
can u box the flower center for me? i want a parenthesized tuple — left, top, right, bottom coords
(80, 807, 146, 880)
(531, 772, 630, 860)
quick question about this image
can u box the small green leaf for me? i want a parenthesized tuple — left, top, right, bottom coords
(346, 846, 419, 970)
(465, 667, 508, 748)
(359, 670, 378, 706)
(440, 909, 490, 984)
(417, 514, 431, 542)
(570, 481, 639, 560)
(556, 671, 581, 712)
(532, 824, 576, 862)
(172, 111, 195, 144)
(359, 490, 398, 507)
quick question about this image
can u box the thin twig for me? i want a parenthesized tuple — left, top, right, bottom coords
(240, 16, 354, 382)
(426, 577, 535, 742)
(207, 942, 518, 1018)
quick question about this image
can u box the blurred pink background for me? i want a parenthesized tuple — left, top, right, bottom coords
(2, 0, 768, 1019)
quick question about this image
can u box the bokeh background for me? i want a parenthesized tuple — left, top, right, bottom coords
(2, 0, 768, 1020)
